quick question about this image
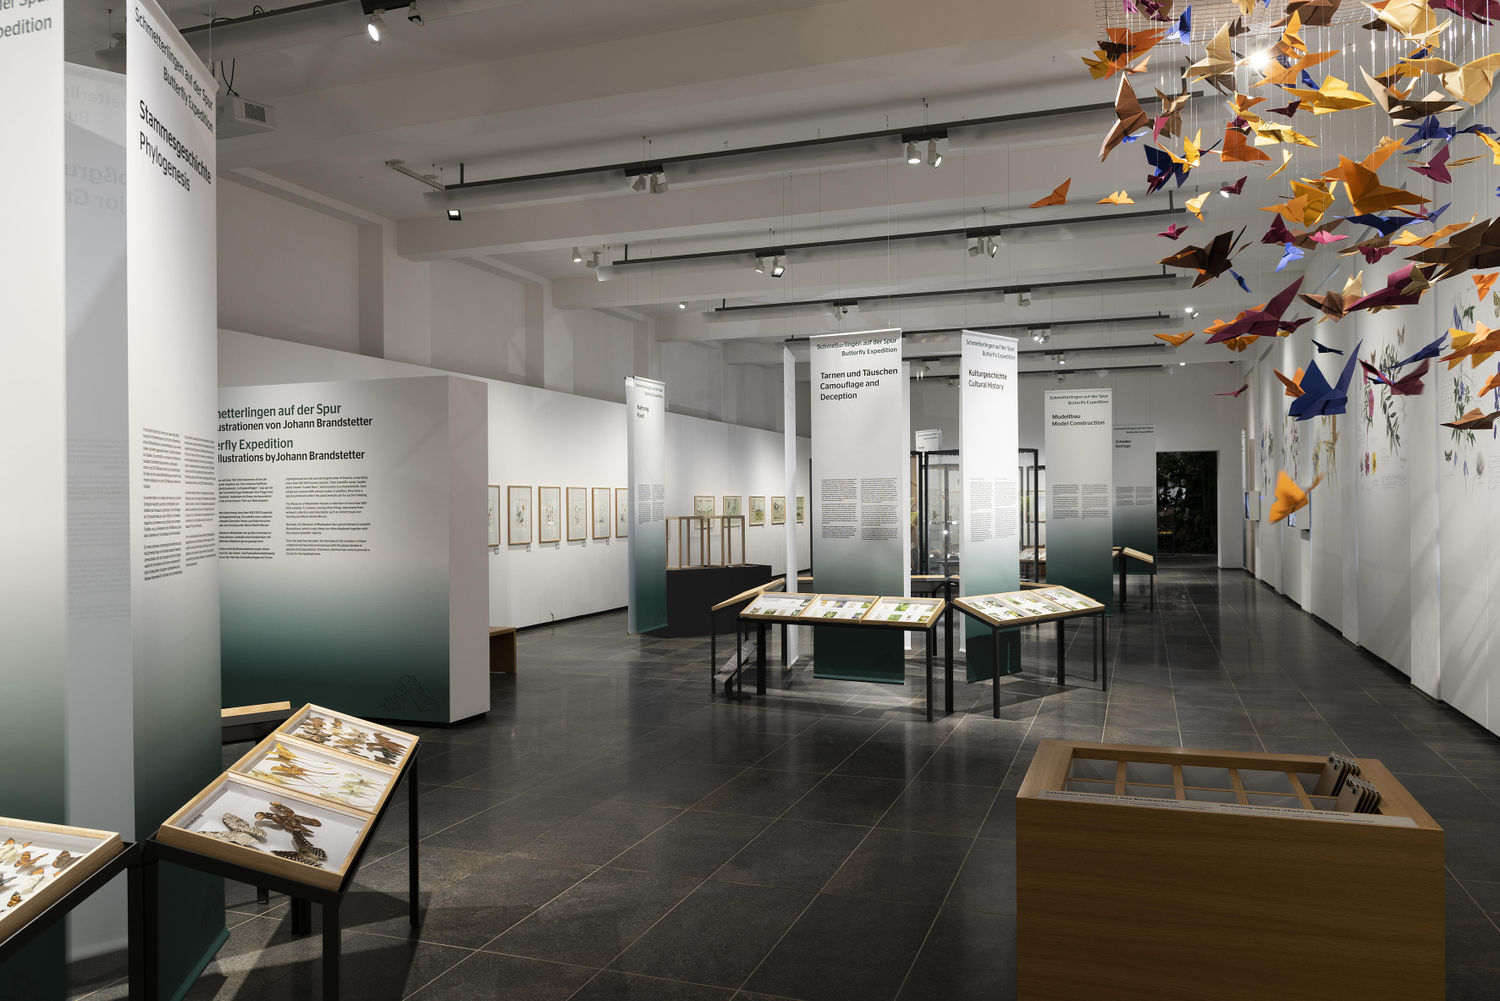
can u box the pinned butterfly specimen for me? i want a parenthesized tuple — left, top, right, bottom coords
(367, 733, 406, 764)
(14, 851, 51, 870)
(0, 839, 28, 866)
(256, 802, 322, 836)
(272, 843, 328, 868)
(6, 892, 20, 908)
(338, 773, 381, 805)
(52, 851, 79, 872)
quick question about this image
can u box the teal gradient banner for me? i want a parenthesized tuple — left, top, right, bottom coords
(626, 377, 668, 633)
(1044, 390, 1115, 612)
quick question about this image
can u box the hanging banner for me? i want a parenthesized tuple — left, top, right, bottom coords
(810, 330, 906, 681)
(1113, 425, 1157, 573)
(626, 376, 668, 633)
(782, 347, 801, 666)
(127, 0, 226, 990)
(218, 376, 489, 724)
(0, 6, 67, 996)
(960, 332, 1020, 682)
(1045, 389, 1115, 610)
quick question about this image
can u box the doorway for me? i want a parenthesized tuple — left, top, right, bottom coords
(1157, 451, 1218, 555)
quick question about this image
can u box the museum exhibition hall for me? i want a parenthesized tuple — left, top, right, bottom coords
(7, 0, 1500, 998)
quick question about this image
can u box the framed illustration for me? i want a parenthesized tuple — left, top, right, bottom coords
(486, 485, 501, 548)
(749, 495, 766, 526)
(771, 495, 787, 525)
(567, 487, 588, 541)
(796, 496, 805, 523)
(592, 487, 612, 539)
(615, 487, 629, 538)
(507, 485, 531, 545)
(723, 495, 742, 518)
(693, 495, 715, 519)
(538, 486, 562, 544)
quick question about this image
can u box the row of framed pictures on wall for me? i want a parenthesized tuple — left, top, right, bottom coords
(694, 494, 804, 526)
(489, 485, 624, 548)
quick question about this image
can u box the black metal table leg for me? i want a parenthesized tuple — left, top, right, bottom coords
(1102, 611, 1109, 692)
(255, 886, 269, 906)
(323, 899, 341, 1001)
(992, 624, 1002, 719)
(408, 748, 421, 928)
(1056, 619, 1066, 686)
(129, 855, 150, 1001)
(943, 596, 954, 715)
(756, 621, 768, 695)
(1150, 573, 1155, 612)
(710, 611, 718, 694)
(780, 622, 788, 670)
(925, 626, 934, 722)
(1118, 557, 1126, 610)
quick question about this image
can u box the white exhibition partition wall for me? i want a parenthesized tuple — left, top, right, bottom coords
(808, 330, 909, 683)
(1044, 389, 1115, 610)
(219, 330, 811, 630)
(0, 6, 67, 992)
(1244, 246, 1500, 738)
(626, 376, 668, 634)
(960, 331, 1020, 681)
(218, 376, 490, 723)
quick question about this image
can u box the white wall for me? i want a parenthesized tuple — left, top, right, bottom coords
(220, 330, 810, 629)
(911, 365, 1247, 568)
(217, 180, 360, 353)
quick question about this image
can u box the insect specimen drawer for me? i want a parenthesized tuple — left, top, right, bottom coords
(158, 704, 418, 892)
(0, 819, 124, 943)
(1016, 740, 1443, 1001)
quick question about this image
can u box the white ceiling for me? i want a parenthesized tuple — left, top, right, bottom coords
(67, 0, 1447, 371)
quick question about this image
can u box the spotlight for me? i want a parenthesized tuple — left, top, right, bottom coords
(967, 238, 981, 257)
(446, 208, 461, 221)
(1055, 372, 1066, 383)
(1183, 305, 1195, 315)
(1018, 289, 1032, 307)
(927, 138, 943, 168)
(631, 173, 647, 193)
(1179, 361, 1186, 366)
(771, 255, 785, 278)
(986, 237, 999, 258)
(571, 247, 583, 263)
(1031, 327, 1051, 344)
(406, 0, 423, 23)
(677, 301, 687, 310)
(585, 251, 600, 269)
(906, 140, 921, 165)
(1058, 356, 1066, 365)
(650, 171, 667, 194)
(1248, 48, 1271, 72)
(755, 257, 766, 275)
(366, 8, 385, 42)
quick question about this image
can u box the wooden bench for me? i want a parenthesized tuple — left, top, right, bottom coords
(489, 626, 517, 673)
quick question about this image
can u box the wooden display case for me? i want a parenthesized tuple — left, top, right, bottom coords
(157, 773, 373, 892)
(230, 735, 400, 815)
(741, 591, 816, 622)
(0, 819, 123, 941)
(275, 704, 417, 768)
(1017, 740, 1444, 1001)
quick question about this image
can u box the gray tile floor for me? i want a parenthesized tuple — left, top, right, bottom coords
(70, 560, 1500, 999)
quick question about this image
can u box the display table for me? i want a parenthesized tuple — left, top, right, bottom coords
(0, 821, 140, 992)
(738, 592, 947, 720)
(148, 705, 422, 1001)
(1113, 546, 1155, 610)
(953, 585, 1108, 713)
(1017, 741, 1443, 1001)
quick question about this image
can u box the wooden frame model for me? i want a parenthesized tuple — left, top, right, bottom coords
(538, 486, 562, 544)
(615, 487, 629, 538)
(1017, 740, 1443, 1001)
(507, 485, 531, 546)
(566, 487, 588, 542)
(0, 819, 124, 940)
(591, 487, 612, 540)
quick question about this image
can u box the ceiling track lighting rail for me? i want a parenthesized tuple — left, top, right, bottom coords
(718, 272, 1178, 315)
(608, 208, 1174, 272)
(429, 93, 1201, 195)
(178, 0, 356, 36)
(783, 313, 1173, 343)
